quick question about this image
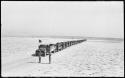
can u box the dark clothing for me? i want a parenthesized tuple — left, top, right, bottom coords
(38, 50, 41, 63)
(38, 49, 46, 63)
(39, 56, 41, 63)
(38, 50, 43, 63)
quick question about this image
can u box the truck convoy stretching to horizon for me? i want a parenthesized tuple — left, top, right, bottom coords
(33, 39, 87, 57)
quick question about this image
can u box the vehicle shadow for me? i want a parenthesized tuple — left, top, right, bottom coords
(27, 62, 50, 64)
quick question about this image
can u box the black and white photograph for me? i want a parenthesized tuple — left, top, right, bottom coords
(1, 1, 124, 77)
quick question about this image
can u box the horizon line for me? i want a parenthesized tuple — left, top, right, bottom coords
(1, 35, 124, 40)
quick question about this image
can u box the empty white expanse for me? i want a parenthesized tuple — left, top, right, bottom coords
(1, 1, 124, 38)
(1, 37, 124, 77)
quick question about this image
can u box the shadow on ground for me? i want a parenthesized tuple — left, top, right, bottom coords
(27, 62, 50, 64)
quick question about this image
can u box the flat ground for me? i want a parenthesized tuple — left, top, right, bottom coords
(1, 37, 124, 77)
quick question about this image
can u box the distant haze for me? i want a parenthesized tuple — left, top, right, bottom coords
(1, 1, 124, 38)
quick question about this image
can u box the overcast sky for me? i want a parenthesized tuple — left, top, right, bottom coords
(1, 1, 124, 38)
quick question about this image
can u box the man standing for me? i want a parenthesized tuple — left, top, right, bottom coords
(38, 49, 42, 63)
(38, 39, 42, 63)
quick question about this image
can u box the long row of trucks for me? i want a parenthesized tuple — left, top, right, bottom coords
(33, 39, 87, 57)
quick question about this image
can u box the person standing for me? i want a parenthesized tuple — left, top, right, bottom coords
(38, 39, 42, 63)
(38, 49, 42, 63)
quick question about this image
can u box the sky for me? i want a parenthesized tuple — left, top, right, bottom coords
(1, 1, 124, 38)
